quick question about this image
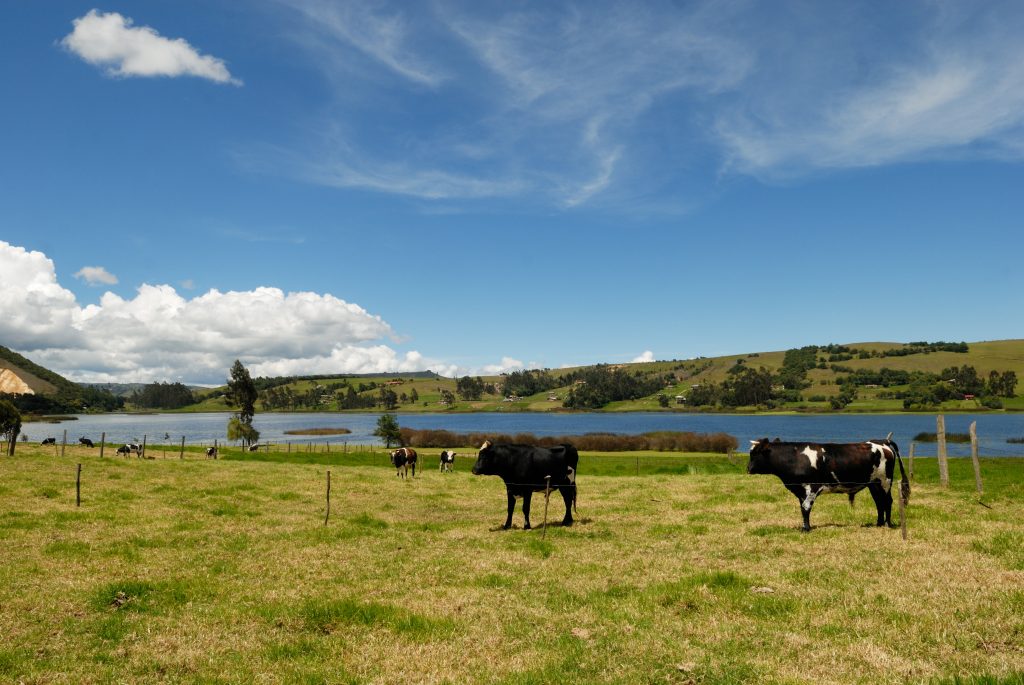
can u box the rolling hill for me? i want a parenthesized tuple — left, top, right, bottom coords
(4, 340, 1022, 414)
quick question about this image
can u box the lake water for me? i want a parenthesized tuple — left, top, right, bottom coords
(22, 411, 1024, 457)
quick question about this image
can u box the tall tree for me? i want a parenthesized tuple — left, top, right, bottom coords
(226, 360, 258, 424)
(374, 413, 401, 448)
(0, 399, 21, 456)
(225, 360, 259, 447)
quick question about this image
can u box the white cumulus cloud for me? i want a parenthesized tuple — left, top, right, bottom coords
(61, 9, 241, 85)
(74, 266, 118, 286)
(0, 241, 444, 383)
(631, 350, 655, 363)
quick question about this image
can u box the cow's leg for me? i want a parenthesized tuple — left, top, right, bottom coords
(868, 482, 893, 527)
(503, 488, 516, 529)
(559, 486, 574, 526)
(787, 484, 817, 532)
(521, 491, 533, 530)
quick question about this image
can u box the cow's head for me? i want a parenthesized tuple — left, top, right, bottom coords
(471, 440, 496, 475)
(747, 438, 773, 474)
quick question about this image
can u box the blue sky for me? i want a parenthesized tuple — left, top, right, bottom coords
(2, 1, 1022, 384)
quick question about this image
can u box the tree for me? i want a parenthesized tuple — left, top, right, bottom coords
(374, 413, 401, 448)
(227, 416, 260, 447)
(0, 399, 21, 456)
(379, 387, 399, 410)
(226, 360, 258, 423)
(439, 389, 455, 406)
(225, 360, 259, 447)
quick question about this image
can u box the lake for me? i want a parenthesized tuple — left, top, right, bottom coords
(22, 411, 1024, 457)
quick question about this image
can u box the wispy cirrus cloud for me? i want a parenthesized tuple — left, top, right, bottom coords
(262, 1, 1024, 207)
(62, 9, 241, 85)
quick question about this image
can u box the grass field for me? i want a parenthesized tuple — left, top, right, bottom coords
(2, 444, 1023, 684)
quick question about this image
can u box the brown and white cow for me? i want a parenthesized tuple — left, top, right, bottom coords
(390, 447, 418, 479)
(747, 436, 908, 532)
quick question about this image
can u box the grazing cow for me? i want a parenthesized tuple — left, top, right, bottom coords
(439, 450, 456, 473)
(471, 441, 578, 530)
(116, 444, 131, 456)
(248, 444, 261, 452)
(206, 447, 218, 459)
(126, 442, 142, 457)
(41, 437, 56, 445)
(390, 447, 417, 478)
(79, 437, 94, 448)
(747, 436, 909, 532)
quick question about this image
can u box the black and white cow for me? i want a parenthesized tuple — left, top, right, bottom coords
(79, 437, 94, 448)
(439, 450, 456, 473)
(116, 444, 131, 456)
(390, 447, 417, 478)
(41, 437, 56, 445)
(206, 447, 218, 459)
(747, 436, 908, 532)
(471, 441, 578, 530)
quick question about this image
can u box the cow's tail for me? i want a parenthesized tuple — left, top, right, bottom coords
(895, 444, 910, 506)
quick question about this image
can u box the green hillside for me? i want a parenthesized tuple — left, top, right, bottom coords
(6, 340, 1023, 414)
(170, 339, 1024, 414)
(0, 345, 123, 413)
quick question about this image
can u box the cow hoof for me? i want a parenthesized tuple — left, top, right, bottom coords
(501, 523, 511, 530)
(562, 519, 573, 527)
(523, 523, 531, 530)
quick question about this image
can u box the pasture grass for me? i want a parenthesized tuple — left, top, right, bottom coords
(1, 444, 1022, 683)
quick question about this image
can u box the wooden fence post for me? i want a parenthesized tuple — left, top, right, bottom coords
(214, 439, 219, 459)
(61, 429, 67, 458)
(970, 420, 983, 494)
(76, 463, 81, 507)
(936, 415, 949, 487)
(908, 442, 915, 480)
(141, 435, 147, 460)
(324, 470, 331, 526)
(897, 481, 907, 540)
(99, 432, 106, 458)
(180, 436, 185, 460)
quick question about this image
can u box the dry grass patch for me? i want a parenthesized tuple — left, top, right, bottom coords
(1, 446, 1022, 683)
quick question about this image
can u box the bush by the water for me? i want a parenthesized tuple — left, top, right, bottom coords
(398, 428, 737, 453)
(913, 432, 971, 443)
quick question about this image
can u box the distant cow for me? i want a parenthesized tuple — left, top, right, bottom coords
(206, 447, 218, 459)
(747, 436, 909, 532)
(248, 444, 261, 452)
(79, 437, 94, 448)
(471, 441, 578, 530)
(116, 444, 131, 456)
(439, 450, 456, 473)
(41, 437, 56, 445)
(390, 447, 418, 478)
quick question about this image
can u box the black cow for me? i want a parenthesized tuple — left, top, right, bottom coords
(439, 450, 456, 473)
(79, 437, 94, 448)
(747, 436, 908, 532)
(471, 441, 578, 530)
(41, 437, 56, 445)
(391, 447, 417, 478)
(206, 447, 218, 459)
